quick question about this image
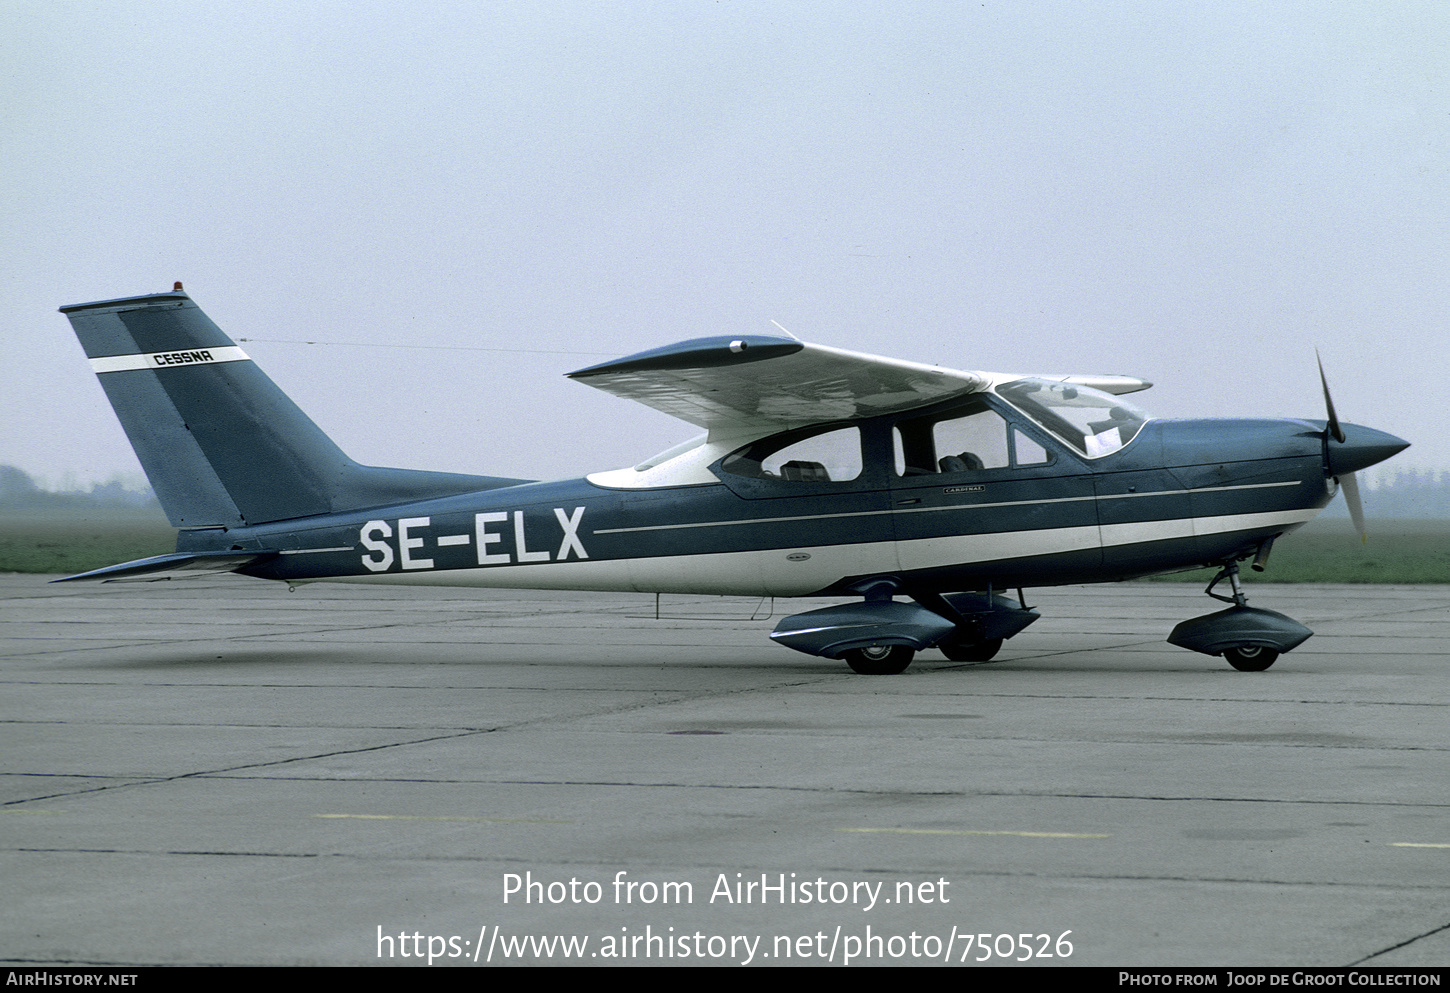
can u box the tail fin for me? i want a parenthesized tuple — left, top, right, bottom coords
(62, 290, 526, 527)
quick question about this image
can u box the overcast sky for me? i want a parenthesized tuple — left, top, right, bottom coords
(4, 1, 1444, 494)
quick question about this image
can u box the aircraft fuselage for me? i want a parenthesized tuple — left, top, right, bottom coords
(204, 414, 1345, 598)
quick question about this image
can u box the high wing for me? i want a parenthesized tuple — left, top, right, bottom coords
(567, 334, 1150, 434)
(567, 335, 986, 435)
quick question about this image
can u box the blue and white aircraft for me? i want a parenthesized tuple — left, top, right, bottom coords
(57, 287, 1408, 673)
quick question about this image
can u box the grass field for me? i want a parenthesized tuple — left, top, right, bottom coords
(3, 510, 1449, 583)
(0, 509, 176, 576)
(1143, 518, 1450, 584)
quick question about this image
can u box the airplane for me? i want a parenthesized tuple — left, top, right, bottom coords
(55, 286, 1409, 674)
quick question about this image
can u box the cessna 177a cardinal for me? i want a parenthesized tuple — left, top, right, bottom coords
(56, 288, 1408, 673)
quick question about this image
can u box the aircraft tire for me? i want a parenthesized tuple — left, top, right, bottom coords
(842, 645, 914, 675)
(1224, 646, 1279, 671)
(939, 638, 1003, 663)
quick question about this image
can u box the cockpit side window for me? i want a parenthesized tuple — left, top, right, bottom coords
(721, 425, 863, 483)
(1012, 428, 1049, 466)
(892, 401, 1021, 476)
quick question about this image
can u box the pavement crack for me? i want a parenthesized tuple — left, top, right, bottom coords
(1346, 918, 1450, 965)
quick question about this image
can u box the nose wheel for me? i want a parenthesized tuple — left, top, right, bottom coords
(1224, 645, 1279, 671)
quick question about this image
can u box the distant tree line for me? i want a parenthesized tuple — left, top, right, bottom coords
(1315, 469, 1450, 519)
(0, 466, 159, 511)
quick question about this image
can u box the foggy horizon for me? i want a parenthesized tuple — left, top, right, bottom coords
(6, 3, 1444, 488)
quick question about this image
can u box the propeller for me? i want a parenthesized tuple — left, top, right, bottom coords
(1316, 351, 1365, 542)
(1338, 469, 1366, 543)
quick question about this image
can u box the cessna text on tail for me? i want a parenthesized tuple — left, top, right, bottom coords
(57, 289, 1408, 673)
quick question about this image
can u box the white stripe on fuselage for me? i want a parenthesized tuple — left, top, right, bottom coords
(899, 507, 1319, 573)
(320, 506, 1322, 597)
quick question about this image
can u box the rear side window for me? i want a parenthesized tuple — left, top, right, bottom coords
(721, 425, 863, 483)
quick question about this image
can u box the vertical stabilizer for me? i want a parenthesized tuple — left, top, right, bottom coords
(62, 291, 524, 527)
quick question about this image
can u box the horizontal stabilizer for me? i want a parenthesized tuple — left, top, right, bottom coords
(51, 551, 279, 584)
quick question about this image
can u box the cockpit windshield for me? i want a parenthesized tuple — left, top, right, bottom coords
(996, 379, 1151, 458)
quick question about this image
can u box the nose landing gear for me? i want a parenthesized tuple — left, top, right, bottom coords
(1167, 559, 1312, 671)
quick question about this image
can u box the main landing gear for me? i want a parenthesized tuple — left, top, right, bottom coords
(938, 637, 1004, 663)
(925, 591, 1034, 666)
(768, 581, 1038, 674)
(1167, 557, 1312, 671)
(842, 645, 916, 675)
(840, 634, 1002, 673)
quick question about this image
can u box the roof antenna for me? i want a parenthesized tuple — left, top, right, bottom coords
(769, 320, 799, 341)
